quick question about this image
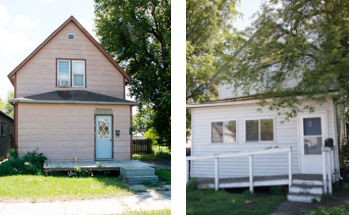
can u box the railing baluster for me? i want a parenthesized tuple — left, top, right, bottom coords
(322, 148, 328, 194)
(288, 148, 292, 189)
(249, 154, 253, 193)
(328, 151, 332, 194)
(186, 160, 190, 185)
(215, 157, 219, 191)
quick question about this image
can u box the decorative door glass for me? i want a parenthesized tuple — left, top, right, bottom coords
(98, 118, 110, 139)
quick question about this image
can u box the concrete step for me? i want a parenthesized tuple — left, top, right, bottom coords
(292, 179, 323, 186)
(287, 193, 322, 203)
(124, 175, 159, 184)
(289, 185, 323, 195)
(120, 167, 155, 177)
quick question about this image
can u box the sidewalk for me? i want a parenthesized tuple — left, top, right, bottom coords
(0, 191, 171, 215)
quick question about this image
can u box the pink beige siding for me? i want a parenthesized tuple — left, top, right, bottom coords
(16, 22, 124, 98)
(17, 103, 131, 161)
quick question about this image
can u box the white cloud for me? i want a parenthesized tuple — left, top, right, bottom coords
(0, 5, 11, 25)
(14, 15, 38, 29)
(0, 27, 32, 56)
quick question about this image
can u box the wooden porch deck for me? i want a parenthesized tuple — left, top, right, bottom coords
(195, 174, 323, 189)
(43, 160, 156, 173)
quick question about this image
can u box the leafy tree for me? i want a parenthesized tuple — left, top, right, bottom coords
(144, 127, 160, 145)
(0, 91, 14, 118)
(132, 107, 155, 135)
(221, 0, 349, 123)
(186, 0, 245, 139)
(94, 0, 171, 144)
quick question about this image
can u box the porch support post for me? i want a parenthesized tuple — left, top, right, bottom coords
(328, 151, 333, 194)
(288, 148, 292, 189)
(249, 154, 253, 194)
(214, 157, 219, 191)
(186, 160, 190, 185)
(322, 147, 328, 194)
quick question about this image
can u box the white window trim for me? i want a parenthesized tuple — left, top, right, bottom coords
(210, 119, 238, 144)
(72, 60, 86, 88)
(68, 33, 75, 40)
(244, 117, 275, 143)
(57, 60, 71, 87)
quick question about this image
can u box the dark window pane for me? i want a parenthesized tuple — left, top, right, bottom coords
(224, 121, 236, 142)
(304, 118, 321, 136)
(260, 119, 274, 141)
(304, 137, 322, 155)
(246, 120, 258, 141)
(212, 122, 223, 142)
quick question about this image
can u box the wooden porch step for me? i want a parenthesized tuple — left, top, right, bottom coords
(287, 193, 322, 203)
(289, 184, 323, 195)
(124, 175, 159, 184)
(120, 167, 155, 177)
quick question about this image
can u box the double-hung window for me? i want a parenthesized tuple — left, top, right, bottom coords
(57, 60, 86, 87)
(72, 61, 85, 87)
(0, 123, 6, 136)
(57, 60, 70, 87)
(245, 118, 274, 142)
(212, 120, 237, 143)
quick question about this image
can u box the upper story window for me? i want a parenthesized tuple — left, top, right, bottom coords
(266, 72, 276, 87)
(245, 118, 274, 142)
(57, 59, 86, 88)
(212, 120, 237, 143)
(68, 33, 75, 40)
(0, 123, 6, 136)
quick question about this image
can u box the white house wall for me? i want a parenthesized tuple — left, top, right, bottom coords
(190, 99, 337, 178)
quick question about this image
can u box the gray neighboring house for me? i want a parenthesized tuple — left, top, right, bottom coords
(0, 110, 14, 160)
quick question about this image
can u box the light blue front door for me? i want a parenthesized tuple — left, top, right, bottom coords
(96, 116, 112, 159)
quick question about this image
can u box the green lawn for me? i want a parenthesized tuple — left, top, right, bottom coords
(305, 204, 349, 215)
(186, 189, 286, 215)
(118, 209, 171, 215)
(0, 175, 133, 202)
(155, 169, 170, 184)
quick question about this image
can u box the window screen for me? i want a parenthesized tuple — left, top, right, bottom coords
(260, 119, 274, 141)
(73, 61, 85, 87)
(303, 118, 321, 136)
(246, 120, 258, 141)
(58, 60, 70, 87)
(212, 122, 223, 142)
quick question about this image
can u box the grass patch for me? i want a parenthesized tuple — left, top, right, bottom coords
(133, 151, 171, 161)
(0, 175, 133, 202)
(143, 181, 162, 187)
(119, 209, 171, 215)
(186, 189, 286, 215)
(155, 169, 170, 184)
(305, 203, 349, 215)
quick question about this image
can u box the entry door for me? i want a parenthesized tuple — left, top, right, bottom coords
(299, 113, 327, 174)
(96, 116, 113, 159)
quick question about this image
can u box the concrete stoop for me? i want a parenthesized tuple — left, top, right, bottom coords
(120, 166, 159, 184)
(287, 176, 324, 203)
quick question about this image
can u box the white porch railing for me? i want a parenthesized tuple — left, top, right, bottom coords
(186, 147, 293, 193)
(321, 147, 333, 195)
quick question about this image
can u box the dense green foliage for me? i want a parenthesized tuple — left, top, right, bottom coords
(186, 188, 285, 215)
(144, 127, 160, 144)
(221, 0, 349, 122)
(94, 0, 171, 144)
(155, 169, 170, 184)
(186, 0, 245, 139)
(132, 107, 155, 136)
(0, 149, 47, 176)
(133, 151, 170, 161)
(0, 91, 14, 118)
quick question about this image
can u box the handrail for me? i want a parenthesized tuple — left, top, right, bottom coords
(186, 147, 292, 192)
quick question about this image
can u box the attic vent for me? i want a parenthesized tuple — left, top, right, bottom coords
(68, 33, 75, 40)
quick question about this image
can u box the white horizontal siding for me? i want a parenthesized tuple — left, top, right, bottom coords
(191, 99, 334, 178)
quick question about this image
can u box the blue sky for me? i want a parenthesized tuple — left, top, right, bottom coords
(0, 0, 265, 100)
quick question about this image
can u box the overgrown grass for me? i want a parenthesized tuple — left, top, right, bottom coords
(0, 175, 133, 202)
(152, 146, 170, 154)
(186, 189, 286, 215)
(155, 169, 170, 184)
(305, 203, 349, 215)
(119, 209, 171, 215)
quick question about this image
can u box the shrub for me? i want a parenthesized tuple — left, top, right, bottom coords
(23, 148, 47, 173)
(270, 186, 286, 195)
(0, 148, 47, 176)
